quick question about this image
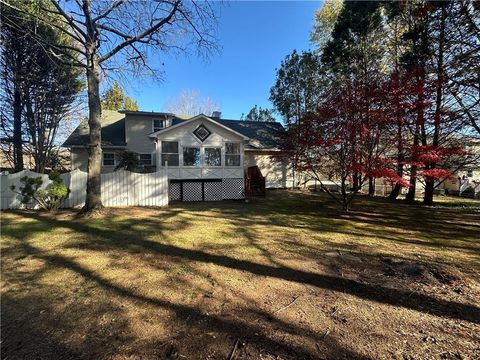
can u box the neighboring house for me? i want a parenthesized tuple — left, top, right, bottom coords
(62, 110, 293, 201)
(1, 145, 70, 173)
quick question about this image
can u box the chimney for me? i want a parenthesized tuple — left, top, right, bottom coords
(211, 111, 221, 119)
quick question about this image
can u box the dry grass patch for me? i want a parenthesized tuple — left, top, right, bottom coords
(1, 191, 479, 359)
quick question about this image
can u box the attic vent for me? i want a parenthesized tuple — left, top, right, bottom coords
(212, 111, 221, 119)
(193, 124, 211, 142)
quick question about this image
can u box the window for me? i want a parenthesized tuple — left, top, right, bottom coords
(193, 124, 211, 142)
(161, 141, 179, 166)
(103, 152, 115, 166)
(138, 154, 152, 166)
(183, 147, 201, 166)
(153, 118, 165, 132)
(205, 148, 221, 166)
(467, 170, 473, 178)
(225, 142, 240, 166)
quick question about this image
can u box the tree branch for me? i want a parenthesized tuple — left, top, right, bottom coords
(93, 0, 124, 23)
(50, 0, 88, 41)
(98, 0, 181, 63)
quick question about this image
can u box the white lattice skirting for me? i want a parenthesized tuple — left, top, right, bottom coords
(169, 178, 244, 202)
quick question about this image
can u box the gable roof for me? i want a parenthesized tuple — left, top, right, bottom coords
(63, 111, 287, 150)
(148, 114, 250, 141)
(62, 110, 126, 147)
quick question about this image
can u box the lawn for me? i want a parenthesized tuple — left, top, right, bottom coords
(1, 191, 479, 360)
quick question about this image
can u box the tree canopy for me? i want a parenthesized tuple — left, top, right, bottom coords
(310, 0, 343, 53)
(278, 0, 479, 208)
(0, 0, 83, 172)
(244, 105, 275, 122)
(164, 89, 220, 117)
(101, 81, 139, 111)
(269, 50, 323, 126)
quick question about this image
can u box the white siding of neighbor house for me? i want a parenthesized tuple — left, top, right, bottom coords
(155, 117, 246, 180)
(244, 151, 293, 188)
(443, 170, 480, 191)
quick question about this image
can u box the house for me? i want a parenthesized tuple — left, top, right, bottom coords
(62, 110, 293, 201)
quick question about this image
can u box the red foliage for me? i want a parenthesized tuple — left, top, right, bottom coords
(422, 169, 452, 181)
(288, 66, 470, 194)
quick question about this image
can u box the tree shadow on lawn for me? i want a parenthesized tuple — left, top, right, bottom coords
(171, 198, 480, 274)
(18, 212, 480, 325)
(173, 192, 480, 248)
(3, 233, 369, 360)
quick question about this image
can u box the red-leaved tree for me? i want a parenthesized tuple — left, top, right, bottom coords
(290, 78, 408, 211)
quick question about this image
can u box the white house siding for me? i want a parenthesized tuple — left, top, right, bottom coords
(442, 170, 480, 191)
(244, 151, 293, 188)
(155, 117, 246, 180)
(125, 114, 156, 158)
(152, 117, 247, 201)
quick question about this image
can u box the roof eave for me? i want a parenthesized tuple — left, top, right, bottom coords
(149, 114, 250, 141)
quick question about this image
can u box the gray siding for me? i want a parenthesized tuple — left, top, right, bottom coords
(71, 148, 88, 172)
(71, 148, 117, 174)
(125, 115, 156, 155)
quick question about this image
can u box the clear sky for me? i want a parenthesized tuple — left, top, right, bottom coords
(126, 1, 321, 120)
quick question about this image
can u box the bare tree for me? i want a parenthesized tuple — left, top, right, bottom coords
(1, 0, 219, 213)
(164, 89, 220, 116)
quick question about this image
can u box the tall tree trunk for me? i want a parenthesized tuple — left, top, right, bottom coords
(13, 83, 23, 171)
(389, 170, 403, 199)
(423, 5, 446, 206)
(405, 165, 417, 202)
(388, 91, 404, 200)
(341, 176, 349, 211)
(352, 173, 359, 192)
(424, 182, 434, 205)
(82, 63, 103, 212)
(81, 0, 103, 213)
(368, 177, 375, 196)
(405, 126, 419, 203)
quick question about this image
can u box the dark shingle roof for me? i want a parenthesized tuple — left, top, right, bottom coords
(63, 111, 286, 150)
(217, 119, 286, 150)
(62, 110, 126, 147)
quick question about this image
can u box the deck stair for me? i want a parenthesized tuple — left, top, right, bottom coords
(245, 166, 266, 197)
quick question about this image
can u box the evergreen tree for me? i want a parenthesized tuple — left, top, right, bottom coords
(1, 0, 83, 172)
(310, 0, 343, 53)
(269, 50, 323, 126)
(245, 105, 275, 122)
(101, 81, 139, 111)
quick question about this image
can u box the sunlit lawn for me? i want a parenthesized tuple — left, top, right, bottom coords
(2, 191, 479, 359)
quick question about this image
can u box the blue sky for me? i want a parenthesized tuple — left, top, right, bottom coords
(126, 1, 321, 120)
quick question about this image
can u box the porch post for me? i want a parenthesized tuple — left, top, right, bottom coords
(156, 139, 161, 169)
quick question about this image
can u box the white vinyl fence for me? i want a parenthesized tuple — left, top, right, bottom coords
(1, 168, 168, 210)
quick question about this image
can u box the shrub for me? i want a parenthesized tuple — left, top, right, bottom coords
(115, 151, 138, 172)
(11, 170, 70, 211)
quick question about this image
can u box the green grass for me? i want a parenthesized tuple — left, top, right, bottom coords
(1, 191, 479, 359)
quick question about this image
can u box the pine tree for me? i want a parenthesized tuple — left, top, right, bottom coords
(101, 81, 138, 111)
